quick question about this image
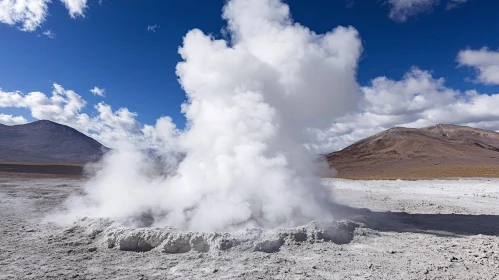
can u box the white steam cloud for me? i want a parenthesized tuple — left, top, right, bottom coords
(65, 0, 362, 232)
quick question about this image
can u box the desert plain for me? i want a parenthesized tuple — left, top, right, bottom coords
(1, 176, 499, 279)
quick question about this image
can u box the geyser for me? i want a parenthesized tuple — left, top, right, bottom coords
(64, 0, 363, 232)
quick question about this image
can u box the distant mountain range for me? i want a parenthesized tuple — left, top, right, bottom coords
(0, 120, 108, 164)
(2, 120, 499, 179)
(326, 124, 499, 179)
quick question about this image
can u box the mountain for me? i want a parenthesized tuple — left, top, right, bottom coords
(0, 120, 108, 164)
(325, 124, 499, 179)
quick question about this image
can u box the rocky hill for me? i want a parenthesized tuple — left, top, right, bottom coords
(0, 120, 107, 164)
(326, 124, 499, 179)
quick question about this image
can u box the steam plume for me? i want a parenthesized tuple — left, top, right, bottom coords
(65, 0, 362, 232)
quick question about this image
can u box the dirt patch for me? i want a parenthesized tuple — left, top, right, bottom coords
(335, 165, 499, 180)
(0, 162, 84, 179)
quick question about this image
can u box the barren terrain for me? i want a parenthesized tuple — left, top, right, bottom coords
(327, 124, 499, 180)
(0, 120, 107, 164)
(0, 163, 84, 179)
(1, 177, 499, 279)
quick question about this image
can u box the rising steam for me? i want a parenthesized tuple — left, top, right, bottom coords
(64, 0, 362, 232)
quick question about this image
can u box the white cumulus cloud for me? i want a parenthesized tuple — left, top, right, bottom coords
(0, 114, 28, 125)
(0, 0, 50, 31)
(90, 86, 105, 97)
(59, 0, 87, 18)
(0, 0, 88, 31)
(457, 48, 499, 85)
(316, 67, 499, 152)
(0, 84, 150, 148)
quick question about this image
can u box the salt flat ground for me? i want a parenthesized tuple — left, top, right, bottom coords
(1, 178, 499, 279)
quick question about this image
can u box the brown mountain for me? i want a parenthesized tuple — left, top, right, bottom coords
(326, 124, 499, 180)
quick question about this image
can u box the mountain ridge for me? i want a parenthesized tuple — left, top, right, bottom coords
(326, 124, 499, 179)
(0, 120, 108, 164)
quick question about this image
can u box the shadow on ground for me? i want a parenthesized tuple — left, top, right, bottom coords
(330, 203, 499, 237)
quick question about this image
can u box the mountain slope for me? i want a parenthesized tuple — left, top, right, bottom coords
(0, 120, 107, 164)
(326, 124, 499, 179)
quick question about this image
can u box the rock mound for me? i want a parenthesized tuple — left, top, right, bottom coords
(64, 218, 361, 254)
(0, 120, 108, 164)
(326, 124, 499, 179)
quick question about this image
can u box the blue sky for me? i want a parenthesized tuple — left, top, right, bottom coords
(1, 0, 499, 150)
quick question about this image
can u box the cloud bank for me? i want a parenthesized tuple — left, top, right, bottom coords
(0, 113, 27, 125)
(0, 84, 151, 148)
(2, 54, 499, 155)
(316, 67, 499, 152)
